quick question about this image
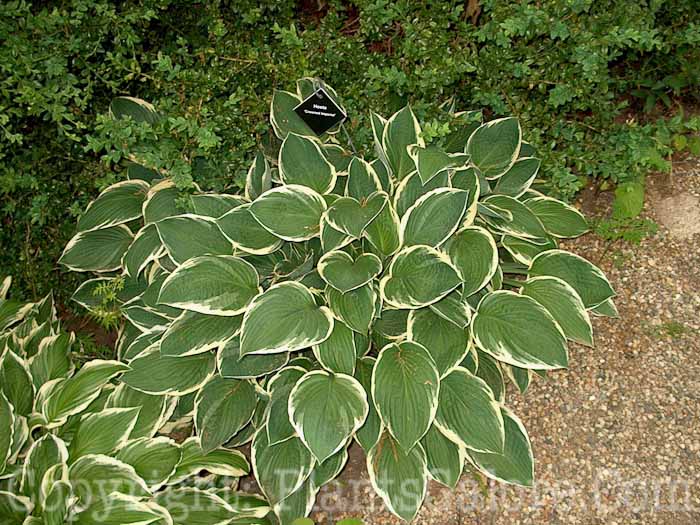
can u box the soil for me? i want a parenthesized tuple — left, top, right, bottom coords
(310, 159, 700, 524)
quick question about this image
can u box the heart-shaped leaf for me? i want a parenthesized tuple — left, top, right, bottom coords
(326, 192, 388, 238)
(318, 250, 382, 293)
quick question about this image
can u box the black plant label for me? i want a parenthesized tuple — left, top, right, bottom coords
(294, 87, 347, 136)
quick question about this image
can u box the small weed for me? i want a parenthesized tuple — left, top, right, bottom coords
(595, 217, 658, 244)
(644, 320, 695, 340)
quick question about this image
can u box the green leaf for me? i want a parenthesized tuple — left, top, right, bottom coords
(493, 157, 540, 197)
(373, 309, 409, 339)
(289, 371, 368, 462)
(160, 310, 241, 357)
(110, 96, 159, 124)
(613, 181, 645, 219)
(169, 437, 249, 484)
(318, 250, 382, 293)
(121, 347, 216, 396)
(379, 245, 461, 309)
(59, 226, 134, 272)
(0, 351, 34, 417)
(325, 284, 376, 335)
(320, 213, 353, 253)
(156, 487, 235, 525)
(525, 196, 589, 238)
(190, 193, 246, 218)
(382, 106, 423, 180)
(217, 203, 284, 255)
(372, 341, 439, 451)
(467, 117, 521, 179)
(241, 282, 334, 356)
(279, 133, 337, 194)
(363, 199, 401, 257)
(78, 180, 149, 232)
(0, 393, 13, 473)
(528, 249, 615, 308)
(482, 195, 547, 239)
(195, 376, 257, 452)
(410, 144, 457, 184)
(400, 188, 468, 247)
(326, 192, 388, 238)
(42, 478, 70, 525)
(0, 491, 30, 524)
(590, 298, 619, 318)
(68, 454, 150, 506)
(143, 180, 180, 224)
(218, 337, 289, 379)
(73, 493, 166, 525)
(312, 320, 357, 375)
(252, 430, 315, 505)
(435, 367, 504, 453)
(20, 434, 68, 505)
(445, 226, 499, 297)
(468, 408, 534, 486)
(501, 235, 556, 266)
(106, 384, 173, 439)
(521, 276, 593, 346)
(421, 424, 464, 488)
(428, 291, 471, 329)
(271, 90, 313, 139)
(116, 436, 181, 488)
(42, 360, 129, 424)
(471, 291, 568, 369)
(246, 151, 272, 201)
(346, 157, 382, 200)
(473, 350, 505, 402)
(275, 480, 318, 525)
(267, 366, 307, 445)
(407, 308, 469, 377)
(29, 333, 73, 389)
(249, 185, 326, 241)
(310, 447, 348, 487)
(394, 169, 450, 217)
(68, 407, 140, 459)
(353, 357, 381, 452)
(367, 432, 427, 522)
(158, 255, 260, 316)
(156, 214, 233, 265)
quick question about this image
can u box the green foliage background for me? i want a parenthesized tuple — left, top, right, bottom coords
(1, 0, 699, 301)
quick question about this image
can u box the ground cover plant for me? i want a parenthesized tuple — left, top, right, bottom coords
(59, 81, 616, 523)
(1, 0, 698, 299)
(0, 276, 273, 524)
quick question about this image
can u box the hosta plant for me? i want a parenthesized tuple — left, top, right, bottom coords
(61, 80, 616, 523)
(0, 276, 272, 525)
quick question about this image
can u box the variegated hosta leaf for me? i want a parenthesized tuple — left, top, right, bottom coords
(77, 180, 149, 232)
(590, 297, 619, 318)
(435, 367, 504, 453)
(106, 384, 174, 439)
(142, 180, 180, 224)
(0, 393, 14, 473)
(429, 291, 471, 329)
(169, 437, 250, 485)
(270, 89, 313, 139)
(279, 133, 337, 194)
(59, 226, 134, 272)
(190, 193, 246, 219)
(471, 291, 568, 370)
(156, 214, 233, 265)
(68, 454, 151, 506)
(110, 96, 159, 123)
(367, 432, 428, 522)
(73, 492, 166, 525)
(158, 255, 260, 316)
(214, 490, 270, 518)
(409, 144, 457, 184)
(120, 347, 216, 396)
(394, 169, 450, 217)
(445, 226, 498, 296)
(273, 479, 318, 525)
(240, 282, 333, 356)
(520, 276, 593, 346)
(407, 308, 469, 377)
(252, 430, 315, 505)
(492, 157, 540, 197)
(266, 367, 307, 445)
(217, 336, 289, 379)
(346, 157, 382, 200)
(194, 376, 257, 453)
(528, 249, 615, 308)
(116, 437, 182, 488)
(0, 350, 34, 416)
(310, 446, 348, 488)
(372, 341, 439, 451)
(68, 407, 140, 459)
(245, 151, 272, 201)
(373, 308, 409, 340)
(0, 491, 31, 523)
(379, 245, 461, 309)
(42, 360, 129, 424)
(467, 408, 534, 487)
(249, 185, 326, 242)
(318, 250, 382, 293)
(312, 320, 357, 375)
(467, 117, 521, 179)
(289, 371, 368, 462)
(353, 357, 382, 452)
(320, 213, 353, 253)
(325, 192, 388, 239)
(20, 434, 68, 505)
(159, 311, 241, 357)
(156, 487, 236, 525)
(482, 195, 547, 239)
(501, 235, 556, 266)
(473, 350, 506, 402)
(382, 106, 424, 180)
(421, 424, 465, 488)
(217, 203, 284, 255)
(363, 199, 401, 257)
(525, 196, 589, 238)
(400, 188, 468, 247)
(29, 332, 74, 389)
(325, 284, 376, 335)
(42, 479, 71, 525)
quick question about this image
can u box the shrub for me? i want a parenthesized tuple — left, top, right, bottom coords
(0, 276, 272, 524)
(62, 81, 616, 522)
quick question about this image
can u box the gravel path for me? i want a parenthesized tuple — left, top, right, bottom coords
(312, 160, 700, 524)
